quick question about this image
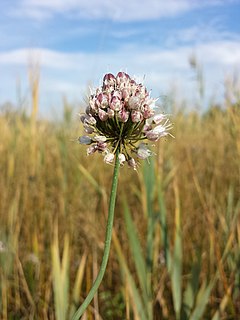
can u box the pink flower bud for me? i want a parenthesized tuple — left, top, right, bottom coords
(87, 145, 97, 155)
(97, 93, 109, 108)
(98, 109, 108, 121)
(110, 96, 122, 111)
(107, 108, 115, 118)
(112, 90, 122, 100)
(131, 110, 143, 123)
(97, 142, 107, 152)
(116, 72, 130, 85)
(122, 88, 130, 100)
(103, 73, 116, 88)
(143, 106, 154, 119)
(118, 108, 129, 122)
(128, 158, 137, 170)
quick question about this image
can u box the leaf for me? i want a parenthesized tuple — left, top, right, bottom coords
(143, 159, 155, 319)
(183, 254, 201, 317)
(69, 252, 87, 317)
(190, 280, 214, 320)
(112, 230, 148, 320)
(123, 201, 149, 310)
(51, 227, 69, 320)
(171, 181, 182, 320)
(157, 186, 171, 273)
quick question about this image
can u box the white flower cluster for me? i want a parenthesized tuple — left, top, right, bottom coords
(79, 72, 172, 169)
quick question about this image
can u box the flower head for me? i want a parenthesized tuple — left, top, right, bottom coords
(79, 72, 172, 168)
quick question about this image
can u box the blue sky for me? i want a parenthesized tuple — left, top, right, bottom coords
(0, 0, 240, 116)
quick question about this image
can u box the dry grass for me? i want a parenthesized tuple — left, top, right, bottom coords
(0, 77, 240, 319)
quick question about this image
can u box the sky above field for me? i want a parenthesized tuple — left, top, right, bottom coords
(0, 0, 240, 116)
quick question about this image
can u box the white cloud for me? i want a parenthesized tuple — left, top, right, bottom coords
(166, 20, 240, 46)
(10, 0, 239, 22)
(0, 40, 239, 115)
(1, 41, 239, 69)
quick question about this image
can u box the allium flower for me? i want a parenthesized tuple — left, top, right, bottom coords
(74, 72, 173, 320)
(79, 72, 172, 168)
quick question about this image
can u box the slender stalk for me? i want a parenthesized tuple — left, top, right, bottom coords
(72, 152, 120, 320)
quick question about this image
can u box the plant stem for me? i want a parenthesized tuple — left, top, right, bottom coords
(72, 152, 120, 320)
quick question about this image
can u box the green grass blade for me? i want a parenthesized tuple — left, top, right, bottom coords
(69, 252, 87, 317)
(143, 159, 155, 319)
(190, 280, 214, 320)
(51, 230, 69, 320)
(183, 254, 201, 317)
(123, 201, 149, 309)
(112, 230, 148, 320)
(171, 182, 182, 320)
(157, 186, 171, 272)
(143, 159, 155, 268)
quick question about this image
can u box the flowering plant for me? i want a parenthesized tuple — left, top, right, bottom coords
(73, 72, 172, 319)
(79, 72, 172, 169)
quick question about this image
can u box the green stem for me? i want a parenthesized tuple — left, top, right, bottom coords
(72, 152, 120, 320)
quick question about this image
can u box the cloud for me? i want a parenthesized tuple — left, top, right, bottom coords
(9, 0, 239, 22)
(166, 19, 240, 46)
(1, 40, 239, 69)
(0, 39, 239, 114)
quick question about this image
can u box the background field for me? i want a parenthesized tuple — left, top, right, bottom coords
(0, 75, 240, 319)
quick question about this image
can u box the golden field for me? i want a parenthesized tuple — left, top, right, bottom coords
(0, 76, 240, 319)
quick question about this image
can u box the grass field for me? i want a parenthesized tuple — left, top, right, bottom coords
(0, 76, 240, 319)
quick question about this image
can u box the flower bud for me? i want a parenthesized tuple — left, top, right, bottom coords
(128, 96, 141, 110)
(116, 72, 130, 85)
(142, 104, 154, 119)
(128, 158, 137, 170)
(87, 145, 97, 155)
(97, 142, 107, 152)
(79, 136, 92, 145)
(118, 108, 129, 122)
(131, 110, 143, 123)
(103, 73, 116, 88)
(84, 115, 96, 125)
(118, 153, 126, 165)
(97, 93, 109, 108)
(98, 109, 108, 121)
(83, 124, 94, 134)
(137, 143, 151, 159)
(110, 96, 122, 111)
(122, 88, 130, 100)
(107, 108, 115, 118)
(94, 135, 107, 143)
(104, 152, 115, 164)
